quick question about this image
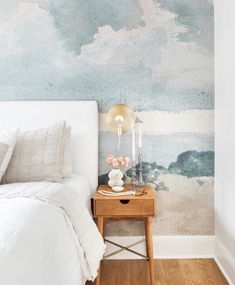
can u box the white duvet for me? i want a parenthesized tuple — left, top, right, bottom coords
(0, 181, 105, 285)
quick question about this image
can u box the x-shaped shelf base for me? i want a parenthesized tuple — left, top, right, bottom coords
(104, 238, 148, 259)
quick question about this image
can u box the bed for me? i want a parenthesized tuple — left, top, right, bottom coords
(0, 101, 105, 285)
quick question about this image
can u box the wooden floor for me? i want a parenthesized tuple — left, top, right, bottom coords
(87, 259, 228, 285)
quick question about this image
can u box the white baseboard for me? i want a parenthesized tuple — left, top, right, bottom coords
(104, 235, 214, 260)
(214, 237, 235, 285)
(104, 235, 235, 284)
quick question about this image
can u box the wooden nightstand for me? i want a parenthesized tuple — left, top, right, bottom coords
(94, 184, 155, 285)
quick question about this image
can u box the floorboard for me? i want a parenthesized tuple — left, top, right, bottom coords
(87, 259, 228, 285)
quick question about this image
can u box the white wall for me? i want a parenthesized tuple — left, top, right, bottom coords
(215, 0, 235, 283)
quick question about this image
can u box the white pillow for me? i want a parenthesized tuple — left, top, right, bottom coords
(4, 122, 67, 183)
(62, 126, 73, 177)
(0, 128, 19, 182)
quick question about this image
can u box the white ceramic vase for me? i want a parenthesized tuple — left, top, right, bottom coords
(108, 168, 124, 190)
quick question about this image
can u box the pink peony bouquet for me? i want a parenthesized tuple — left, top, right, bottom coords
(106, 154, 130, 169)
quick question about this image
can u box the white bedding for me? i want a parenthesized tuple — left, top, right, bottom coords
(0, 180, 105, 285)
(61, 174, 92, 212)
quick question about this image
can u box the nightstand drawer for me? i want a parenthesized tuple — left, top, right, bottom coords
(94, 199, 154, 217)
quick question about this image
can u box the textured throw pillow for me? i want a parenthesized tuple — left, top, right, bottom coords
(62, 126, 73, 177)
(0, 128, 19, 182)
(4, 122, 67, 183)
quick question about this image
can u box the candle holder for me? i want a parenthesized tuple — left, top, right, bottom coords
(131, 161, 137, 190)
(138, 151, 144, 185)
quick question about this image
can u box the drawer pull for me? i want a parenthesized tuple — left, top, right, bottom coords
(120, 200, 130, 204)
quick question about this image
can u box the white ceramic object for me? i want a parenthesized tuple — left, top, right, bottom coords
(108, 168, 124, 188)
(112, 186, 124, 192)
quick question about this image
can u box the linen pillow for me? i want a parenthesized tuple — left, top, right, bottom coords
(4, 122, 67, 183)
(62, 126, 73, 177)
(0, 128, 19, 182)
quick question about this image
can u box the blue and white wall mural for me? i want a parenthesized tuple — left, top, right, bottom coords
(0, 0, 214, 235)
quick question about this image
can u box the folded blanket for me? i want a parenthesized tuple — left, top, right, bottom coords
(0, 182, 106, 281)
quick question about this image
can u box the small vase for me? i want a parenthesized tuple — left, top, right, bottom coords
(108, 168, 124, 190)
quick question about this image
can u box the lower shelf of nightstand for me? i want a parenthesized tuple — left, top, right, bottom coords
(104, 238, 148, 259)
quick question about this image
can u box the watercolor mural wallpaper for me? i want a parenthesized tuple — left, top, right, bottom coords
(0, 0, 214, 236)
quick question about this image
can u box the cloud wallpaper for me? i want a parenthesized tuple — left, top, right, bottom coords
(0, 0, 214, 235)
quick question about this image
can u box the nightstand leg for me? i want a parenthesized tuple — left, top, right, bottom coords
(98, 217, 104, 236)
(96, 217, 104, 285)
(145, 217, 155, 285)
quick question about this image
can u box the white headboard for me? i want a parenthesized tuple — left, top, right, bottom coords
(0, 101, 98, 193)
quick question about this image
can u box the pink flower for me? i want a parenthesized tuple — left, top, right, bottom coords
(113, 161, 119, 168)
(106, 154, 114, 165)
(106, 154, 130, 168)
(106, 157, 112, 165)
(118, 156, 123, 162)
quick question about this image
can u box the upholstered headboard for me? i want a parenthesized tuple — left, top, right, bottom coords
(0, 101, 98, 193)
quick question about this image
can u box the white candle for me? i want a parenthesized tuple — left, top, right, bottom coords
(132, 127, 136, 162)
(138, 123, 142, 149)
